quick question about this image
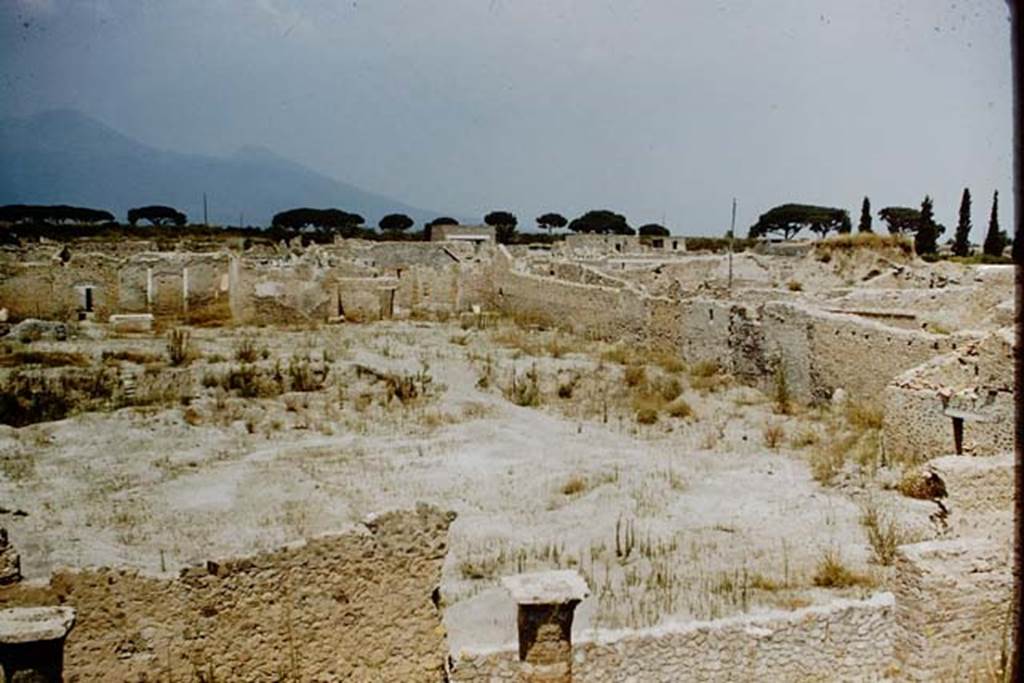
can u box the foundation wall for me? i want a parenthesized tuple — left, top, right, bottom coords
(450, 593, 897, 682)
(0, 505, 455, 682)
(0, 254, 121, 321)
(892, 538, 1013, 681)
(883, 331, 1014, 462)
(929, 453, 1016, 541)
(490, 268, 648, 342)
(762, 302, 953, 402)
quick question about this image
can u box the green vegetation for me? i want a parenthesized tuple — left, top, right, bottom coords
(857, 196, 872, 233)
(983, 190, 1008, 257)
(567, 209, 634, 235)
(913, 195, 944, 256)
(748, 204, 851, 240)
(953, 188, 972, 257)
(127, 205, 187, 226)
(484, 210, 518, 244)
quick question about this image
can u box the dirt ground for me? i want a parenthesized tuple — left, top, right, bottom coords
(0, 318, 940, 651)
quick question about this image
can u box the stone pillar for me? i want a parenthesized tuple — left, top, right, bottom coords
(0, 607, 76, 682)
(502, 570, 589, 683)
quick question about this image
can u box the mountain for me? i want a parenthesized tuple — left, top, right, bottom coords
(0, 109, 454, 227)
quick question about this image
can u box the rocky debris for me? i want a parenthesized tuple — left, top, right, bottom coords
(0, 528, 20, 585)
(5, 318, 68, 343)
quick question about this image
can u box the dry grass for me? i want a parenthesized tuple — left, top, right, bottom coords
(860, 500, 906, 566)
(762, 421, 785, 449)
(812, 549, 875, 588)
(623, 364, 647, 387)
(896, 468, 946, 500)
(560, 475, 588, 496)
(234, 336, 268, 363)
(789, 426, 820, 448)
(0, 350, 91, 368)
(166, 328, 192, 367)
(635, 408, 658, 425)
(815, 232, 914, 255)
(845, 400, 884, 431)
(666, 397, 693, 419)
(772, 362, 792, 415)
(101, 349, 163, 365)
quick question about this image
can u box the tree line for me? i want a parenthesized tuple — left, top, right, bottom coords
(748, 189, 1010, 258)
(0, 203, 677, 246)
(2, 196, 1011, 258)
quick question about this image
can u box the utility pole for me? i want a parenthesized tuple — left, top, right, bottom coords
(203, 193, 208, 227)
(728, 197, 736, 291)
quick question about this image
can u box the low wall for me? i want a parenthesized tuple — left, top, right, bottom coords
(929, 453, 1015, 540)
(490, 268, 648, 342)
(892, 538, 1013, 681)
(763, 302, 954, 402)
(450, 593, 897, 682)
(0, 505, 455, 682)
(883, 331, 1014, 462)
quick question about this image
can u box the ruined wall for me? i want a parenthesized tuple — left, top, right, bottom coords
(531, 261, 632, 289)
(884, 330, 1014, 462)
(0, 505, 455, 682)
(0, 253, 121, 321)
(490, 268, 648, 342)
(929, 453, 1015, 541)
(762, 302, 955, 403)
(228, 255, 354, 324)
(116, 252, 232, 321)
(450, 593, 897, 682)
(892, 539, 1012, 681)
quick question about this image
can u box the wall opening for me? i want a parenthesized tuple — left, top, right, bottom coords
(83, 287, 94, 313)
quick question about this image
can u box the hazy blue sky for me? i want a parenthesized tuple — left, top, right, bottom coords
(0, 0, 1013, 237)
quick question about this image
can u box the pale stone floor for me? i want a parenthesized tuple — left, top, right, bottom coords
(0, 320, 936, 650)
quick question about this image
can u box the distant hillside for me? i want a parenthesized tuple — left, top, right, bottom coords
(0, 109, 454, 227)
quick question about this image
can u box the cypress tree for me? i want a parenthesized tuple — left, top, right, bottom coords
(982, 190, 1006, 257)
(952, 188, 972, 257)
(914, 195, 940, 256)
(858, 197, 872, 233)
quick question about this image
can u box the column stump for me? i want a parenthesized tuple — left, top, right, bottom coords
(502, 570, 589, 683)
(0, 607, 76, 683)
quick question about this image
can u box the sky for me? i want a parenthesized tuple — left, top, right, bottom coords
(0, 0, 1014, 238)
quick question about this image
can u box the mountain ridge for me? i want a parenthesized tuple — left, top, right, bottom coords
(0, 109, 458, 227)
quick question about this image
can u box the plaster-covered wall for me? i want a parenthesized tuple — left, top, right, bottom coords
(0, 505, 456, 682)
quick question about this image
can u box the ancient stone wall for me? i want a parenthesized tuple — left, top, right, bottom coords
(0, 253, 121, 321)
(883, 330, 1014, 462)
(0, 505, 455, 682)
(490, 268, 648, 342)
(762, 302, 956, 403)
(928, 453, 1015, 541)
(450, 593, 897, 682)
(892, 538, 1012, 681)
